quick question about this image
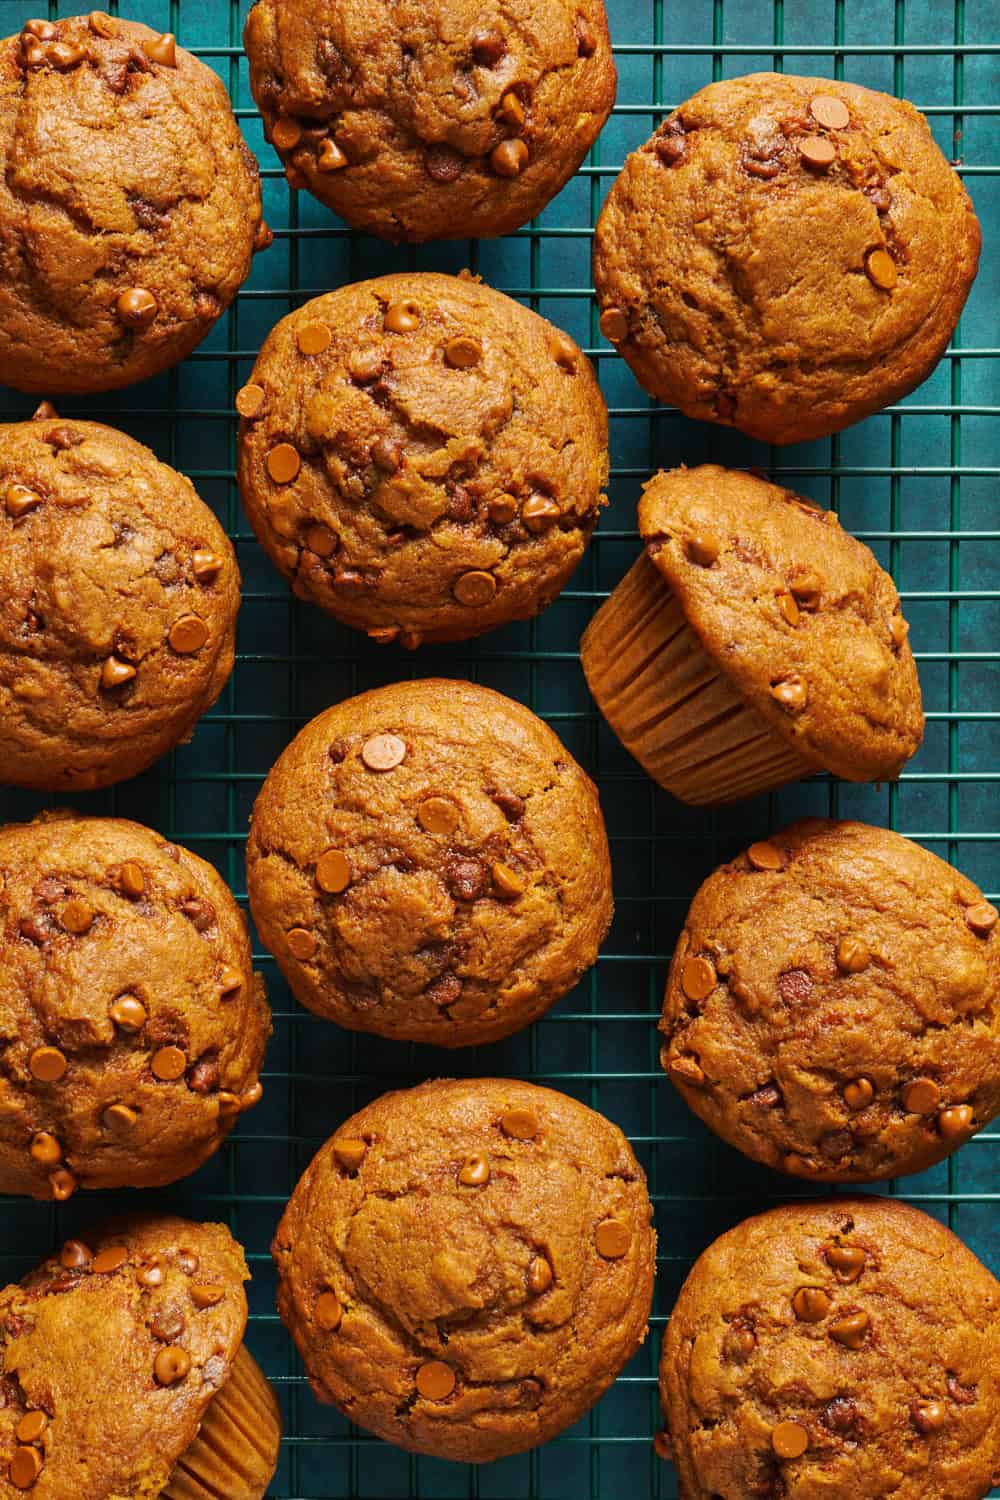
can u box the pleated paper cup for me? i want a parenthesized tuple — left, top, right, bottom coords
(581, 552, 813, 805)
(162, 1345, 281, 1500)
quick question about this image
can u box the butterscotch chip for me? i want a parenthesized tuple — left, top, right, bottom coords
(668, 1055, 705, 1087)
(245, 2, 614, 242)
(792, 1286, 831, 1322)
(297, 322, 332, 355)
(866, 248, 898, 290)
(501, 1107, 538, 1139)
(266, 443, 301, 484)
(771, 675, 808, 711)
(966, 901, 998, 935)
(102, 1103, 138, 1133)
(15, 1411, 47, 1445)
(151, 1046, 187, 1082)
(599, 307, 629, 342)
(444, 335, 482, 368)
(189, 1282, 225, 1309)
(93, 1245, 129, 1274)
(110, 994, 147, 1032)
(60, 897, 93, 934)
(30, 1131, 61, 1165)
(9, 1447, 42, 1489)
(776, 591, 800, 626)
(457, 1152, 490, 1186)
(416, 1360, 455, 1400)
(0, 420, 239, 790)
(60, 1239, 92, 1269)
(117, 287, 159, 329)
(594, 76, 979, 445)
(659, 820, 995, 1183)
(686, 534, 719, 566)
(417, 797, 459, 835)
(829, 1311, 869, 1348)
(453, 570, 497, 606)
(315, 1290, 342, 1330)
(772, 1420, 809, 1459)
(595, 1218, 630, 1259)
(29, 1047, 67, 1083)
(332, 1137, 367, 1171)
(902, 1077, 940, 1114)
(912, 1400, 947, 1433)
(236, 383, 266, 418)
(49, 1167, 76, 1201)
(287, 927, 318, 960)
(154, 1346, 192, 1385)
(317, 138, 348, 171)
(361, 732, 406, 771)
(117, 861, 146, 898)
(5, 483, 41, 518)
(273, 1079, 654, 1462)
(747, 841, 784, 871)
(143, 30, 177, 66)
(491, 137, 529, 177)
(826, 1244, 866, 1281)
(168, 615, 209, 654)
(315, 849, 351, 894)
(492, 862, 524, 898)
(237, 273, 607, 644)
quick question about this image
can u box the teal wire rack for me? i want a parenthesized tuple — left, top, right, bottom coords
(1, 1, 998, 1497)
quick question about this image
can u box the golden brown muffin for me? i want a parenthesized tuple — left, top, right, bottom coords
(273, 1078, 655, 1462)
(593, 74, 980, 444)
(660, 1198, 1000, 1500)
(0, 13, 267, 395)
(0, 811, 270, 1202)
(246, 679, 612, 1046)
(237, 271, 609, 647)
(243, 0, 616, 243)
(0, 415, 240, 791)
(581, 465, 923, 805)
(0, 1215, 281, 1499)
(660, 819, 1000, 1182)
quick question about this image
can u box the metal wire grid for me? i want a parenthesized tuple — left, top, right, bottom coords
(1, 0, 999, 1496)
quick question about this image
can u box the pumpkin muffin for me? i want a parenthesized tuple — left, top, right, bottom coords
(246, 678, 612, 1047)
(0, 811, 270, 1202)
(660, 1197, 1000, 1500)
(581, 465, 923, 806)
(237, 271, 608, 647)
(273, 1078, 655, 1463)
(0, 13, 267, 395)
(593, 73, 980, 444)
(0, 1215, 281, 1499)
(0, 413, 239, 791)
(660, 819, 1000, 1182)
(243, 0, 616, 243)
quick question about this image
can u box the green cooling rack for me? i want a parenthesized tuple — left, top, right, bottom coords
(1, 1, 998, 1496)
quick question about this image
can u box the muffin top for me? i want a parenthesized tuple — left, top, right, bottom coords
(661, 1197, 1000, 1500)
(243, 0, 616, 243)
(246, 679, 612, 1046)
(273, 1078, 655, 1463)
(0, 812, 269, 1201)
(638, 465, 924, 782)
(0, 13, 265, 395)
(0, 417, 240, 792)
(0, 1215, 249, 1500)
(237, 272, 608, 646)
(660, 819, 1000, 1182)
(594, 73, 980, 444)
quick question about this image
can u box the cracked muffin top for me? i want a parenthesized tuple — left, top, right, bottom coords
(0, 1215, 250, 1499)
(660, 819, 1000, 1183)
(237, 271, 608, 647)
(0, 415, 239, 792)
(273, 1078, 655, 1462)
(243, 0, 616, 243)
(0, 812, 270, 1201)
(661, 1197, 1000, 1500)
(0, 12, 266, 395)
(639, 465, 924, 783)
(594, 73, 980, 444)
(246, 678, 613, 1047)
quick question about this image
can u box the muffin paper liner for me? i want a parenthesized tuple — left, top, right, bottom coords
(581, 552, 813, 805)
(162, 1345, 281, 1500)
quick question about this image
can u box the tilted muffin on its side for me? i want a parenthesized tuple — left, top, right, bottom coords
(581, 465, 923, 806)
(237, 272, 608, 647)
(0, 812, 270, 1202)
(0, 1216, 281, 1499)
(0, 13, 268, 395)
(661, 1198, 1000, 1500)
(0, 414, 240, 791)
(247, 679, 612, 1047)
(593, 74, 980, 444)
(244, 0, 616, 243)
(273, 1079, 655, 1463)
(660, 819, 1000, 1182)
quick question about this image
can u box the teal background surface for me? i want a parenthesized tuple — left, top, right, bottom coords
(1, 1, 998, 1495)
